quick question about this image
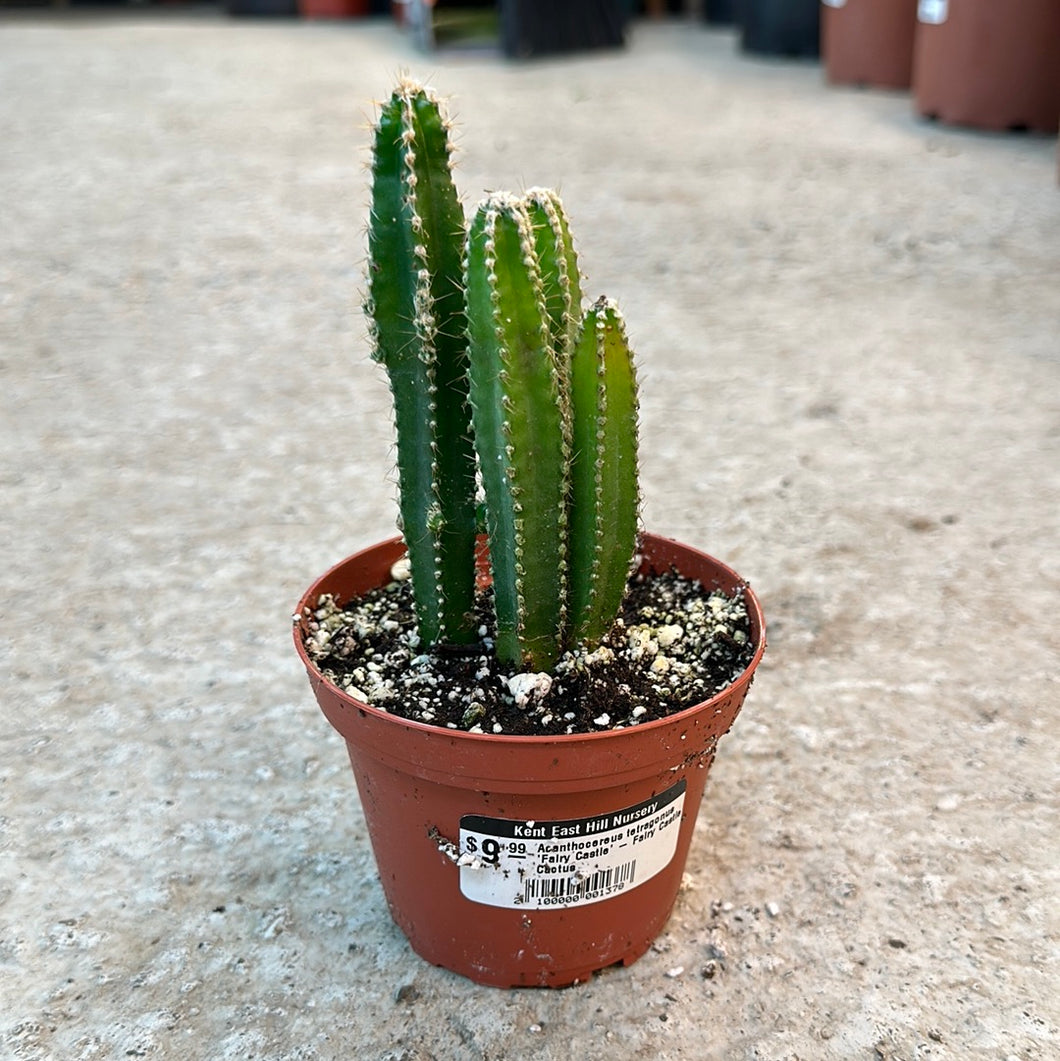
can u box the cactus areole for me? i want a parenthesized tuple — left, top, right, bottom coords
(293, 79, 765, 988)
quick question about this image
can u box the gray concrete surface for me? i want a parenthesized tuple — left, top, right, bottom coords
(2, 12, 1058, 1060)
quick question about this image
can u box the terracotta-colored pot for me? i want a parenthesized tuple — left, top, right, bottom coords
(822, 0, 919, 90)
(294, 533, 766, 987)
(912, 0, 1060, 133)
(298, 0, 370, 18)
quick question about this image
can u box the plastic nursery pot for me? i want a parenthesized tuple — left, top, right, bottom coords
(738, 0, 821, 59)
(912, 0, 1060, 133)
(822, 0, 919, 91)
(294, 533, 766, 988)
(499, 0, 628, 60)
(298, 0, 370, 18)
(226, 0, 298, 16)
(702, 0, 736, 26)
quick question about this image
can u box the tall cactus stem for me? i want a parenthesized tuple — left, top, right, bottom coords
(366, 80, 478, 647)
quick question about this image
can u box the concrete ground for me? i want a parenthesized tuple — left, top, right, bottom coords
(2, 11, 1058, 1061)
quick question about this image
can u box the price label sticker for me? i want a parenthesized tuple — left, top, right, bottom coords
(458, 779, 686, 910)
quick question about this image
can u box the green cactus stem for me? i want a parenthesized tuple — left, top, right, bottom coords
(465, 192, 570, 670)
(366, 80, 478, 647)
(523, 187, 583, 364)
(567, 297, 640, 647)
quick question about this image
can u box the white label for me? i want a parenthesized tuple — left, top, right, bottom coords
(822, 0, 847, 9)
(458, 780, 686, 910)
(918, 0, 948, 24)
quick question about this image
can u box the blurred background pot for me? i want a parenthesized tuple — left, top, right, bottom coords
(822, 0, 918, 90)
(227, 0, 299, 16)
(912, 0, 1060, 133)
(499, 0, 628, 58)
(298, 0, 371, 18)
(739, 0, 821, 58)
(703, 0, 737, 25)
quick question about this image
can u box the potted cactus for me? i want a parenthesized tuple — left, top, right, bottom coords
(292, 79, 766, 987)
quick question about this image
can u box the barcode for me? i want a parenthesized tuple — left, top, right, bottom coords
(523, 860, 637, 905)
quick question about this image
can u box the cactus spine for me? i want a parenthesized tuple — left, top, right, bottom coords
(366, 81, 478, 647)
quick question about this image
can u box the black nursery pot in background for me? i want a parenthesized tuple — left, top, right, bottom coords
(226, 0, 298, 15)
(739, 0, 820, 58)
(703, 0, 736, 25)
(500, 0, 628, 59)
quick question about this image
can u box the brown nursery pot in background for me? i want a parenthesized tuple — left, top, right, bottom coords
(913, 0, 1060, 133)
(298, 0, 370, 18)
(294, 533, 766, 988)
(822, 0, 919, 90)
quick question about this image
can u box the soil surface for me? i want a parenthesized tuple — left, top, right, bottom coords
(302, 565, 755, 735)
(2, 12, 1058, 1061)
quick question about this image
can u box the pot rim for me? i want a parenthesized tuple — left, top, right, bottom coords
(293, 532, 766, 748)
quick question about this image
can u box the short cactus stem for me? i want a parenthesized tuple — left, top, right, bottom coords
(366, 80, 478, 647)
(567, 297, 640, 647)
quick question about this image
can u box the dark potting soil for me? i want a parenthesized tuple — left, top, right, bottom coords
(301, 565, 756, 738)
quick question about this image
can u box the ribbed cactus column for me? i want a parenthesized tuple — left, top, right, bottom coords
(523, 187, 583, 365)
(366, 80, 478, 647)
(465, 193, 571, 670)
(568, 297, 640, 646)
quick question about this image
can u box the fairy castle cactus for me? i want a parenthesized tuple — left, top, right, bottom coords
(367, 79, 639, 671)
(366, 80, 479, 647)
